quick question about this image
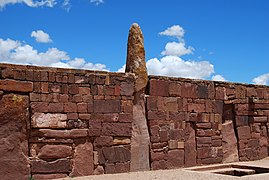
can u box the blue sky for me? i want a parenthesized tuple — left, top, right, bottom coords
(0, 0, 269, 85)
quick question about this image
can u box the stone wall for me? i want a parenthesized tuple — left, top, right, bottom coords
(0, 63, 135, 179)
(0, 63, 269, 179)
(147, 76, 269, 170)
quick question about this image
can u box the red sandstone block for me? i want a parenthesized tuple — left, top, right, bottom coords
(168, 82, 181, 96)
(181, 82, 197, 98)
(101, 123, 132, 136)
(164, 97, 178, 112)
(33, 71, 41, 81)
(89, 121, 101, 136)
(118, 113, 132, 122)
(33, 82, 41, 93)
(237, 126, 251, 140)
(149, 79, 169, 96)
(197, 137, 212, 146)
(114, 85, 121, 96)
(94, 100, 121, 113)
(40, 71, 48, 81)
(102, 146, 131, 163)
(120, 82, 134, 96)
(169, 129, 184, 141)
(196, 123, 211, 129)
(235, 104, 250, 115)
(150, 125, 160, 136)
(252, 116, 268, 123)
(188, 103, 205, 113)
(198, 85, 208, 99)
(247, 87, 257, 97)
(25, 70, 34, 81)
(13, 69, 25, 80)
(254, 103, 269, 110)
(151, 151, 166, 161)
(105, 162, 130, 174)
(69, 84, 79, 94)
(61, 84, 68, 94)
(41, 82, 49, 93)
(188, 112, 199, 122)
(59, 94, 69, 102)
(147, 96, 157, 111)
(31, 102, 49, 113)
(67, 113, 78, 120)
(95, 75, 106, 85)
(104, 86, 115, 96)
(0, 79, 33, 92)
(148, 111, 167, 120)
(151, 160, 167, 170)
(68, 73, 75, 83)
(32, 129, 88, 138)
(64, 102, 77, 113)
(48, 72, 55, 82)
(212, 100, 223, 114)
(79, 87, 91, 95)
(75, 76, 87, 84)
(79, 113, 91, 120)
(30, 93, 40, 102)
(1, 68, 14, 78)
(197, 147, 211, 159)
(167, 149, 184, 168)
(50, 84, 61, 93)
(31, 159, 70, 173)
(197, 129, 215, 137)
(77, 102, 88, 113)
(235, 85, 246, 99)
(121, 100, 133, 113)
(215, 87, 226, 100)
(208, 82, 215, 99)
(94, 136, 113, 147)
(48, 103, 64, 113)
(201, 157, 222, 164)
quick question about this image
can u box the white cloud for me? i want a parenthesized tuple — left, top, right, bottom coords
(159, 25, 185, 39)
(252, 73, 269, 85)
(31, 30, 52, 43)
(0, 0, 56, 8)
(146, 56, 214, 79)
(212, 74, 227, 82)
(62, 0, 70, 11)
(161, 41, 194, 57)
(0, 38, 108, 71)
(117, 64, 126, 72)
(90, 0, 104, 5)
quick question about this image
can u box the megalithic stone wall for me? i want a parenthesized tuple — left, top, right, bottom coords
(0, 23, 269, 180)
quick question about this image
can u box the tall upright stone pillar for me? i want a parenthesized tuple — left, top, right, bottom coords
(126, 23, 150, 171)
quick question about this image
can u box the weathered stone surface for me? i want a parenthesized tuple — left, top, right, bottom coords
(0, 79, 33, 92)
(222, 120, 239, 163)
(70, 142, 94, 177)
(0, 94, 30, 180)
(94, 100, 121, 113)
(130, 102, 150, 171)
(105, 162, 130, 174)
(237, 126, 251, 140)
(167, 149, 184, 168)
(103, 146, 131, 163)
(32, 173, 67, 180)
(102, 123, 132, 136)
(31, 159, 70, 173)
(32, 113, 67, 128)
(38, 145, 72, 160)
(31, 129, 88, 138)
(125, 23, 148, 92)
(93, 165, 104, 175)
(184, 123, 196, 166)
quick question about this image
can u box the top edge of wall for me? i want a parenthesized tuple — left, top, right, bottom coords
(148, 75, 269, 88)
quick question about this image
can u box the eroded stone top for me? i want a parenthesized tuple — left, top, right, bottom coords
(125, 23, 148, 92)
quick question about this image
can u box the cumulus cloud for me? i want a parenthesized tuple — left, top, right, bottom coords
(0, 38, 108, 71)
(252, 73, 269, 85)
(159, 25, 185, 39)
(31, 30, 52, 43)
(212, 74, 227, 82)
(90, 0, 104, 5)
(161, 41, 193, 57)
(147, 56, 214, 79)
(0, 0, 56, 8)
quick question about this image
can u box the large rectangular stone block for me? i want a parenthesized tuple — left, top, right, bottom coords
(0, 79, 33, 92)
(94, 100, 120, 113)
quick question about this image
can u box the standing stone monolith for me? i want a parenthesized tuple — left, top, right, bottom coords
(126, 23, 148, 93)
(126, 23, 150, 172)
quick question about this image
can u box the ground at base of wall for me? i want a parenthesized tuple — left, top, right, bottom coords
(57, 157, 269, 180)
